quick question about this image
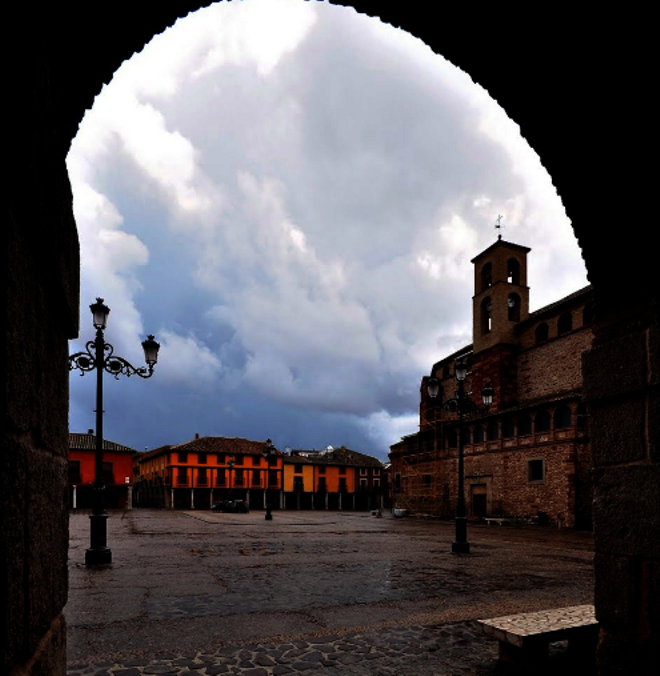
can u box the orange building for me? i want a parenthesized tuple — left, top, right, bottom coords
(68, 431, 137, 509)
(133, 435, 283, 510)
(284, 446, 387, 511)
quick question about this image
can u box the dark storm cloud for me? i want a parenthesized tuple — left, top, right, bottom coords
(67, 0, 586, 459)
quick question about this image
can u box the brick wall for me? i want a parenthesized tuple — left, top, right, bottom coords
(517, 329, 593, 402)
(459, 429, 585, 527)
(472, 345, 519, 410)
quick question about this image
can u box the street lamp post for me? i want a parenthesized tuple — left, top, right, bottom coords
(427, 358, 493, 555)
(263, 439, 276, 520)
(69, 298, 159, 566)
(227, 457, 235, 502)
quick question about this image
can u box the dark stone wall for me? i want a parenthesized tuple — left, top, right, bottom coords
(5, 83, 79, 676)
(6, 5, 80, 673)
(4, 2, 657, 675)
(584, 302, 659, 674)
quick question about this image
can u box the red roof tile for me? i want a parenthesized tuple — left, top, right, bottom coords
(69, 432, 137, 454)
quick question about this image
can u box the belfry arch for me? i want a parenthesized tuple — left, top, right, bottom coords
(6, 3, 656, 676)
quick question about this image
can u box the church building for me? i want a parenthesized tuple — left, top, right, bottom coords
(389, 236, 594, 528)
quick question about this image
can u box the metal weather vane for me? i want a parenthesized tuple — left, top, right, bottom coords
(495, 214, 504, 240)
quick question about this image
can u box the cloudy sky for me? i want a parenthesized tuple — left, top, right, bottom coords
(66, 0, 587, 460)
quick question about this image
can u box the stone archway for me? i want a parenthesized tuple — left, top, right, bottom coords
(5, 3, 656, 675)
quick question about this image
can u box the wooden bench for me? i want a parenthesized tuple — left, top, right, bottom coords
(478, 604, 598, 667)
(483, 517, 511, 526)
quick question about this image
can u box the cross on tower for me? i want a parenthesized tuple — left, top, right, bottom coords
(495, 215, 504, 240)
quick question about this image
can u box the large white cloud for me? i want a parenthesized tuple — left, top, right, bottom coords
(66, 0, 587, 458)
(156, 330, 223, 389)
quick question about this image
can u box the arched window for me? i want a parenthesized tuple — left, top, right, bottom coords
(535, 323, 549, 344)
(577, 402, 588, 429)
(481, 262, 492, 291)
(473, 425, 485, 443)
(518, 412, 533, 435)
(554, 405, 572, 429)
(558, 312, 573, 334)
(446, 429, 457, 449)
(507, 258, 521, 284)
(487, 420, 499, 441)
(583, 303, 594, 326)
(508, 293, 521, 322)
(461, 427, 471, 446)
(502, 416, 515, 438)
(442, 364, 450, 379)
(481, 297, 492, 335)
(535, 409, 551, 433)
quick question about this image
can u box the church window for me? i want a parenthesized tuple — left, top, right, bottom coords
(502, 416, 515, 438)
(535, 323, 549, 343)
(481, 297, 492, 335)
(507, 258, 521, 284)
(554, 404, 572, 429)
(481, 262, 492, 291)
(558, 312, 573, 334)
(527, 459, 545, 483)
(518, 413, 533, 435)
(535, 409, 551, 433)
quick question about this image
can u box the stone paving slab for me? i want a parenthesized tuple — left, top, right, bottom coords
(66, 620, 500, 675)
(66, 509, 595, 675)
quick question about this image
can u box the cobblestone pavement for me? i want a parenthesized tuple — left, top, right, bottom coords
(66, 509, 595, 675)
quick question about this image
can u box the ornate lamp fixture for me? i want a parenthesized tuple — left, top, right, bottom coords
(427, 358, 493, 554)
(69, 298, 159, 566)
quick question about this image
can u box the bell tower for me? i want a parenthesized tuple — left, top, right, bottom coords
(471, 236, 530, 354)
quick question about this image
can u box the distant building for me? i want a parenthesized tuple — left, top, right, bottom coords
(133, 435, 282, 510)
(68, 430, 137, 509)
(133, 436, 388, 512)
(284, 446, 389, 511)
(389, 237, 594, 528)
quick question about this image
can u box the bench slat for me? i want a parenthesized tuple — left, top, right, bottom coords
(478, 604, 596, 648)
